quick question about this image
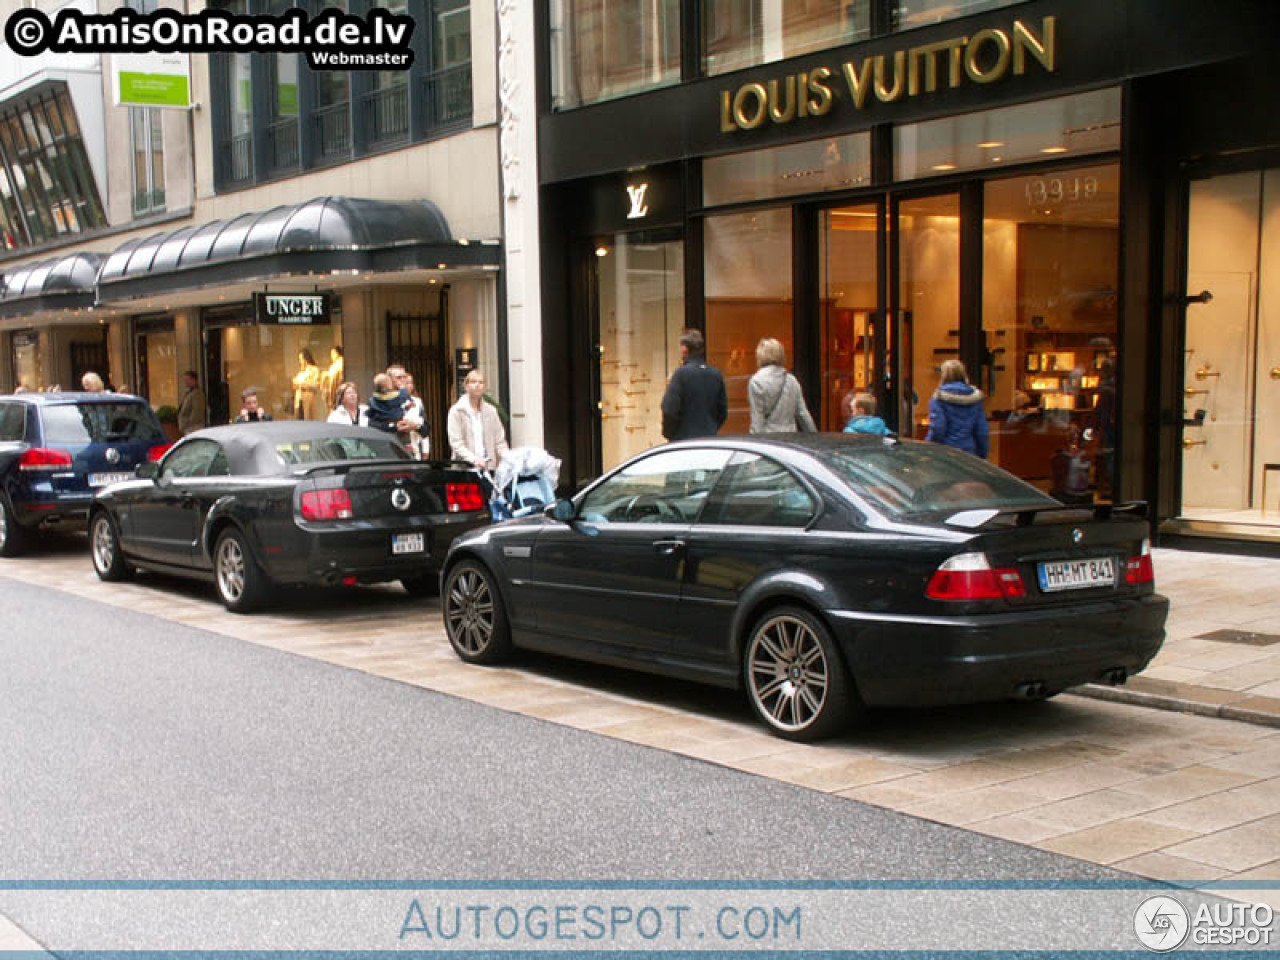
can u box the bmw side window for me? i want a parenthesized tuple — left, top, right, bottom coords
(579, 448, 732, 525)
(162, 441, 222, 478)
(702, 453, 816, 528)
(0, 403, 23, 442)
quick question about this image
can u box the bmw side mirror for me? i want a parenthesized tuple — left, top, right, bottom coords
(136, 461, 159, 481)
(547, 499, 576, 523)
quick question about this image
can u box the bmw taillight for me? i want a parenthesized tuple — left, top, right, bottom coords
(447, 482, 485, 513)
(18, 447, 72, 471)
(147, 443, 173, 462)
(1125, 538, 1155, 585)
(300, 488, 354, 521)
(927, 552, 1026, 601)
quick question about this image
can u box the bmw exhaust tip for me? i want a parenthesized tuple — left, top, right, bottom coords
(1014, 681, 1047, 700)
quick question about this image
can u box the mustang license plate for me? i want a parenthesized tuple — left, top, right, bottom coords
(1037, 556, 1117, 592)
(89, 471, 133, 487)
(392, 532, 425, 555)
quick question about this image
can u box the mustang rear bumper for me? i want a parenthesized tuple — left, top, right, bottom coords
(830, 593, 1170, 707)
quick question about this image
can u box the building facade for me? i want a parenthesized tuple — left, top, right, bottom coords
(0, 0, 502, 457)
(534, 0, 1280, 547)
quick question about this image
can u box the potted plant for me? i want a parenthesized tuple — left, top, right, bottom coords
(155, 404, 180, 442)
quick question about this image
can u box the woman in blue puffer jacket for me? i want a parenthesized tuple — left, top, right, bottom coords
(926, 359, 989, 459)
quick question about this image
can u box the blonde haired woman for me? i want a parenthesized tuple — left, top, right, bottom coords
(926, 359, 989, 458)
(747, 337, 816, 434)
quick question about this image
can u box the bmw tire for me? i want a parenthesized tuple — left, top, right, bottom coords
(443, 559, 511, 664)
(744, 606, 859, 741)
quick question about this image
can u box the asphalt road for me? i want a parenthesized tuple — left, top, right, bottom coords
(0, 575, 1132, 885)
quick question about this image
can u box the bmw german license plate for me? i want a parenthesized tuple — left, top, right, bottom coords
(89, 472, 133, 487)
(1037, 556, 1117, 592)
(392, 532, 425, 555)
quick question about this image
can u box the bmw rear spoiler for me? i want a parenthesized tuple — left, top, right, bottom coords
(944, 500, 1149, 530)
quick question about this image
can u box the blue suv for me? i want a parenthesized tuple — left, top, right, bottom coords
(0, 393, 170, 556)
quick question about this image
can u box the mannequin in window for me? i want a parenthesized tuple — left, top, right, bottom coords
(321, 345, 344, 411)
(292, 348, 321, 420)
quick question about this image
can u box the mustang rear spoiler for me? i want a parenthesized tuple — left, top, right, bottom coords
(944, 500, 1149, 530)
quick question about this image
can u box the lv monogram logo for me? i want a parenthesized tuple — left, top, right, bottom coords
(626, 183, 649, 219)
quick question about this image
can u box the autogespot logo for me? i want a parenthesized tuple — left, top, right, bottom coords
(1134, 895, 1190, 952)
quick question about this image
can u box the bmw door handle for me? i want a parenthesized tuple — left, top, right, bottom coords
(652, 539, 686, 556)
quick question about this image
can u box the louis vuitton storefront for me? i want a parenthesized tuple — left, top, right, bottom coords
(536, 0, 1280, 547)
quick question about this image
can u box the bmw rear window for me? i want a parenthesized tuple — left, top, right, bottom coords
(41, 403, 165, 444)
(822, 443, 1057, 520)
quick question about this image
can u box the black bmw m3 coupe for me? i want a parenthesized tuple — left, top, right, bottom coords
(440, 435, 1168, 740)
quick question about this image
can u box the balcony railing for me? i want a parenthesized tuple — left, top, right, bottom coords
(313, 102, 351, 161)
(361, 82, 409, 146)
(422, 62, 472, 132)
(264, 116, 300, 174)
(225, 133, 252, 183)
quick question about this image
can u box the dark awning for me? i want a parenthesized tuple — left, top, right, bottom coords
(96, 196, 500, 303)
(0, 252, 102, 317)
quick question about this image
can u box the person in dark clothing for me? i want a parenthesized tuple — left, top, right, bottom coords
(365, 373, 410, 437)
(925, 359, 989, 458)
(660, 328, 728, 441)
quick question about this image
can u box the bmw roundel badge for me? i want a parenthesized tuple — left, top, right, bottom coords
(1071, 528, 1084, 545)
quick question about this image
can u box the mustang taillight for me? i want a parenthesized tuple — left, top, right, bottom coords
(1125, 538, 1155, 585)
(300, 488, 354, 521)
(447, 482, 485, 513)
(927, 552, 1025, 601)
(147, 443, 173, 461)
(18, 447, 72, 471)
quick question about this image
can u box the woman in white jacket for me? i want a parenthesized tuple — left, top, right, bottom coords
(748, 338, 817, 434)
(326, 381, 367, 426)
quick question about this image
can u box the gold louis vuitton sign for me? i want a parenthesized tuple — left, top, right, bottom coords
(720, 16, 1056, 133)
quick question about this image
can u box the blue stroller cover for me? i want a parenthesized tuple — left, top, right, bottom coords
(489, 447, 561, 521)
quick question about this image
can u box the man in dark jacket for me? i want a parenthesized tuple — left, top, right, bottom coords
(661, 328, 728, 441)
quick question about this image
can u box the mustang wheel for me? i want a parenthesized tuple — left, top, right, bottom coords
(214, 528, 268, 613)
(744, 606, 857, 741)
(443, 559, 511, 664)
(90, 512, 133, 581)
(0, 494, 29, 558)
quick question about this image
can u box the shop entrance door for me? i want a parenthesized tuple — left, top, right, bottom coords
(1179, 169, 1280, 533)
(592, 232, 685, 474)
(818, 202, 882, 431)
(893, 192, 962, 440)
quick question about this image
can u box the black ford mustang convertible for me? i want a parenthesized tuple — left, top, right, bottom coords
(90, 421, 488, 612)
(440, 435, 1169, 740)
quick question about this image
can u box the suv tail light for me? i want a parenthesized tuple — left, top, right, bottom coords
(927, 552, 1026, 601)
(19, 447, 73, 471)
(147, 443, 173, 462)
(1125, 538, 1155, 585)
(300, 488, 354, 521)
(447, 482, 485, 513)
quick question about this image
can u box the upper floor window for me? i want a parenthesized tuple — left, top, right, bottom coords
(892, 0, 1024, 33)
(0, 87, 107, 251)
(130, 108, 165, 217)
(211, 0, 471, 191)
(550, 0, 681, 111)
(704, 0, 870, 77)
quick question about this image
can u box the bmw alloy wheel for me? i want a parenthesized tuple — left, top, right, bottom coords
(216, 536, 246, 603)
(745, 608, 853, 740)
(446, 567, 494, 656)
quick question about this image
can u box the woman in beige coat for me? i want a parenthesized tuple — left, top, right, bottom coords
(447, 369, 509, 470)
(748, 338, 817, 434)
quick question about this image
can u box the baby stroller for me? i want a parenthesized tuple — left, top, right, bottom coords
(488, 447, 561, 521)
